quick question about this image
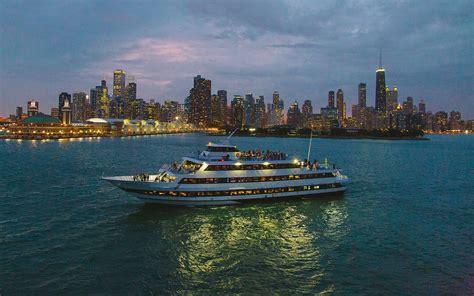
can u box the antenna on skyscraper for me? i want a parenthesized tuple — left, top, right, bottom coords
(379, 50, 383, 69)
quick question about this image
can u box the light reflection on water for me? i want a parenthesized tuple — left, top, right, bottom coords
(123, 197, 348, 293)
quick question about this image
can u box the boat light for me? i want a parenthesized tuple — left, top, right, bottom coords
(235, 162, 242, 166)
(293, 159, 299, 164)
(263, 162, 269, 166)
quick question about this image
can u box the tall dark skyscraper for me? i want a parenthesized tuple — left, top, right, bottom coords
(336, 89, 344, 120)
(244, 93, 255, 127)
(255, 95, 266, 128)
(419, 100, 426, 114)
(217, 90, 228, 125)
(301, 100, 313, 127)
(189, 75, 211, 127)
(358, 83, 366, 108)
(231, 95, 244, 128)
(328, 91, 335, 108)
(375, 55, 386, 113)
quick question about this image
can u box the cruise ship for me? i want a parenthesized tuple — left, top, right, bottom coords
(103, 142, 349, 206)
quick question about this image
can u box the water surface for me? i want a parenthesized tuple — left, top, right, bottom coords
(0, 134, 472, 294)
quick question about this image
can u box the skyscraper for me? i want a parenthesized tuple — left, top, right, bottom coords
(386, 86, 398, 113)
(72, 92, 88, 122)
(125, 82, 137, 118)
(210, 94, 221, 127)
(336, 89, 344, 121)
(287, 101, 301, 127)
(301, 100, 313, 127)
(418, 100, 426, 114)
(358, 83, 366, 108)
(255, 95, 266, 128)
(96, 80, 109, 118)
(271, 91, 282, 125)
(189, 75, 211, 127)
(231, 95, 244, 128)
(217, 90, 228, 126)
(375, 58, 386, 113)
(244, 93, 255, 127)
(328, 91, 335, 108)
(113, 69, 126, 100)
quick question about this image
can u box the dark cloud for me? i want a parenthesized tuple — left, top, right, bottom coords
(0, 0, 472, 118)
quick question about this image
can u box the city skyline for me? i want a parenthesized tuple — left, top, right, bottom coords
(1, 1, 473, 118)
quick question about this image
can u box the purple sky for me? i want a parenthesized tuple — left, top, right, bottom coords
(1, 0, 473, 118)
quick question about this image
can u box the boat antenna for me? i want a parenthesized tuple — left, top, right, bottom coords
(227, 128, 238, 140)
(222, 128, 238, 145)
(306, 125, 313, 161)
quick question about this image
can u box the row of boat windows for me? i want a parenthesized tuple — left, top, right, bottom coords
(179, 173, 336, 184)
(126, 183, 341, 197)
(205, 163, 301, 171)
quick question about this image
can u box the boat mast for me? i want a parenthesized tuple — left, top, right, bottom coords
(306, 125, 313, 161)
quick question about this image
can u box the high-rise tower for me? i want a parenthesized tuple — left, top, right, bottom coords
(189, 75, 212, 127)
(375, 52, 386, 113)
(358, 83, 366, 108)
(113, 69, 126, 100)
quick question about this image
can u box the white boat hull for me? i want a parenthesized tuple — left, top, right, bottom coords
(121, 186, 346, 206)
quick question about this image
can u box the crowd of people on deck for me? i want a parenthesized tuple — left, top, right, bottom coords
(238, 149, 288, 161)
(301, 159, 337, 170)
(133, 173, 150, 182)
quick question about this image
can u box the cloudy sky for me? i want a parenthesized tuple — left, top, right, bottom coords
(1, 0, 473, 118)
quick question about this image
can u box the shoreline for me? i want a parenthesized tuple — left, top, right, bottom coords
(207, 133, 430, 141)
(0, 131, 202, 141)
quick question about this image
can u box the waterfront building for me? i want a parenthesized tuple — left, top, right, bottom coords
(255, 96, 266, 128)
(27, 100, 39, 117)
(7, 114, 110, 139)
(336, 89, 344, 122)
(433, 111, 448, 132)
(189, 75, 211, 127)
(231, 95, 244, 128)
(72, 92, 88, 122)
(449, 111, 462, 131)
(358, 83, 366, 108)
(287, 101, 301, 127)
(301, 100, 313, 128)
(375, 60, 386, 113)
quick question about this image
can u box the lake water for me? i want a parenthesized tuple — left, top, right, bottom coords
(0, 134, 473, 294)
